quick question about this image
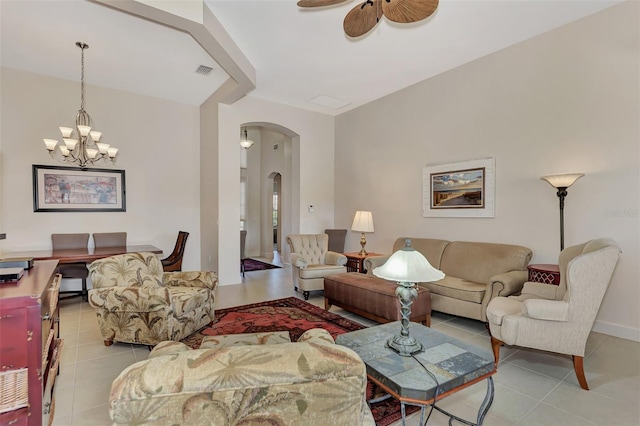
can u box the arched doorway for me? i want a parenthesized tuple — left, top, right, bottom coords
(240, 123, 300, 262)
(270, 172, 282, 254)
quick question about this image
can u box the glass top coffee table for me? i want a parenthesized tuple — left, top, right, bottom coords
(336, 321, 496, 426)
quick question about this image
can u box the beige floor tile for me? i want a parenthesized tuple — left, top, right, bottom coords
(50, 266, 640, 426)
(431, 321, 478, 341)
(544, 382, 640, 425)
(76, 340, 132, 362)
(517, 402, 596, 426)
(493, 362, 562, 400)
(71, 403, 111, 425)
(502, 347, 575, 381)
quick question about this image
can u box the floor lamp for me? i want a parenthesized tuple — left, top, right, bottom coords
(373, 239, 444, 356)
(541, 173, 584, 251)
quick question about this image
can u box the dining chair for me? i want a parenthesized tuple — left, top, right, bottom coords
(52, 233, 90, 302)
(161, 231, 189, 272)
(240, 230, 248, 277)
(93, 232, 127, 248)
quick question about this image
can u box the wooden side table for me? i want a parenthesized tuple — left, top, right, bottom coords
(527, 264, 561, 285)
(343, 252, 383, 274)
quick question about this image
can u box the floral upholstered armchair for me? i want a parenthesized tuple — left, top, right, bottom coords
(88, 252, 217, 346)
(109, 329, 375, 425)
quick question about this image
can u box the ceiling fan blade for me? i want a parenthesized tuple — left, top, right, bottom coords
(297, 0, 350, 7)
(343, 0, 383, 37)
(382, 0, 438, 24)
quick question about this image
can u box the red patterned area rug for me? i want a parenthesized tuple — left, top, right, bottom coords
(181, 296, 418, 426)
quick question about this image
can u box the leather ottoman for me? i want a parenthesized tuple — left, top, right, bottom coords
(324, 272, 431, 326)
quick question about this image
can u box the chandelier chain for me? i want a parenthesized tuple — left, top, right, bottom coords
(80, 44, 86, 112)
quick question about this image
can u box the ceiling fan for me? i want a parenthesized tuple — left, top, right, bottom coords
(297, 0, 439, 38)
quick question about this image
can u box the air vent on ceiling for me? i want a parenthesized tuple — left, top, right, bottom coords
(195, 65, 214, 76)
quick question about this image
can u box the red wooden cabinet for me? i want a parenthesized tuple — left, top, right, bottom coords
(0, 260, 62, 426)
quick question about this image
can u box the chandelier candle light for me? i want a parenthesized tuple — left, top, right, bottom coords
(374, 239, 444, 356)
(43, 42, 118, 169)
(541, 173, 584, 251)
(351, 210, 374, 256)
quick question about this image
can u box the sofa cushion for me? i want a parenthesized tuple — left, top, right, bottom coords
(200, 331, 291, 349)
(299, 264, 346, 279)
(486, 297, 522, 325)
(169, 286, 214, 316)
(421, 276, 486, 304)
(439, 241, 532, 284)
(393, 237, 449, 268)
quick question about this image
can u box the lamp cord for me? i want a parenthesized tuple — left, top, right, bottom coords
(410, 353, 440, 426)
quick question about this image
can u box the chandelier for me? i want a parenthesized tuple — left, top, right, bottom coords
(297, 0, 439, 38)
(43, 42, 118, 168)
(240, 127, 255, 149)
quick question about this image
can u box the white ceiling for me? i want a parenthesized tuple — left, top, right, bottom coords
(1, 0, 624, 116)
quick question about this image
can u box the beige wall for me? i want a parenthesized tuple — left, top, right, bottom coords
(335, 2, 639, 340)
(0, 68, 202, 270)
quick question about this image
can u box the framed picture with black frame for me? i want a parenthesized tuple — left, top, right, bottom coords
(33, 164, 126, 212)
(423, 157, 495, 218)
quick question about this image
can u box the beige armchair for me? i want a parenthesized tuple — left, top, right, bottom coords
(88, 252, 217, 346)
(109, 329, 375, 425)
(487, 238, 621, 390)
(286, 234, 347, 300)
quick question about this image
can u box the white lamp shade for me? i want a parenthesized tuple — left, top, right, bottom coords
(63, 138, 78, 150)
(43, 139, 59, 150)
(96, 142, 110, 154)
(240, 139, 254, 149)
(351, 210, 374, 233)
(374, 239, 444, 283)
(77, 125, 91, 136)
(59, 127, 74, 138)
(541, 173, 584, 188)
(86, 148, 99, 159)
(89, 131, 102, 142)
(59, 146, 70, 156)
(107, 147, 119, 158)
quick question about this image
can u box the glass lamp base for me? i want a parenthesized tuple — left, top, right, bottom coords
(387, 334, 424, 357)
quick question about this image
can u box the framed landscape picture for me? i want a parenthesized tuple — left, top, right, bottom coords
(423, 158, 495, 218)
(33, 164, 126, 212)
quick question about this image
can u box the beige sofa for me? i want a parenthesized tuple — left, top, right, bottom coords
(364, 238, 532, 322)
(109, 329, 375, 425)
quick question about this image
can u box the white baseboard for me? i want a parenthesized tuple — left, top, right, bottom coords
(593, 319, 640, 342)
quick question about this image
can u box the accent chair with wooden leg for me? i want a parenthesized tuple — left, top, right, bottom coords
(486, 238, 621, 390)
(286, 234, 347, 300)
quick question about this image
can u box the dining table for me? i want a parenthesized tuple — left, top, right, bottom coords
(2, 245, 163, 264)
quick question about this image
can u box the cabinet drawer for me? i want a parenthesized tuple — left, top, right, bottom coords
(42, 339, 63, 426)
(0, 309, 28, 370)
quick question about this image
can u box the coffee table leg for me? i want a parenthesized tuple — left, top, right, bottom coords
(476, 377, 494, 426)
(432, 377, 495, 426)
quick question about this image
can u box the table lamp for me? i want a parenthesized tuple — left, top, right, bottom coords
(374, 239, 445, 356)
(541, 173, 584, 251)
(351, 211, 374, 256)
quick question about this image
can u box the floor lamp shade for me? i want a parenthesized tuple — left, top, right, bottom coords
(541, 173, 584, 251)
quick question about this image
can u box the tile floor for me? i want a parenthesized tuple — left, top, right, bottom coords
(52, 256, 639, 425)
